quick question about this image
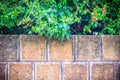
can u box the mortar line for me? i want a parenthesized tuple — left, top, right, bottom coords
(72, 36, 74, 62)
(101, 35, 104, 61)
(7, 63, 9, 80)
(48, 39, 50, 61)
(74, 35, 78, 61)
(19, 35, 22, 61)
(35, 62, 37, 80)
(60, 62, 63, 80)
(87, 62, 91, 80)
(45, 40, 48, 61)
(45, 39, 50, 62)
(1, 60, 120, 63)
(115, 62, 118, 80)
(6, 63, 8, 80)
(33, 62, 36, 80)
(73, 35, 76, 62)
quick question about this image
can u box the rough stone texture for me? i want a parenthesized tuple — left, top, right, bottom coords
(0, 63, 6, 80)
(21, 35, 46, 61)
(117, 63, 120, 80)
(0, 35, 120, 80)
(75, 36, 101, 60)
(9, 63, 33, 80)
(103, 35, 120, 60)
(63, 63, 87, 80)
(49, 38, 72, 61)
(0, 35, 19, 61)
(36, 63, 60, 80)
(92, 63, 114, 80)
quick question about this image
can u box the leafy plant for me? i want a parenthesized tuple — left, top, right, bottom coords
(83, 0, 120, 35)
(0, 0, 120, 40)
(18, 0, 83, 40)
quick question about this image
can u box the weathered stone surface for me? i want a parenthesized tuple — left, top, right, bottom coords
(9, 63, 33, 80)
(0, 35, 19, 61)
(0, 37, 4, 60)
(36, 63, 60, 80)
(103, 35, 120, 60)
(117, 63, 120, 80)
(0, 63, 6, 80)
(21, 35, 46, 61)
(75, 36, 101, 60)
(49, 38, 72, 61)
(92, 63, 114, 80)
(63, 63, 87, 80)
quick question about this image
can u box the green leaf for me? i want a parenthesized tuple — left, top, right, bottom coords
(74, 17, 81, 22)
(66, 33, 70, 40)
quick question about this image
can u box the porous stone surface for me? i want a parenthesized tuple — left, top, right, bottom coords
(0, 35, 19, 61)
(63, 63, 87, 80)
(92, 63, 114, 80)
(103, 35, 120, 60)
(49, 38, 72, 61)
(36, 63, 60, 80)
(117, 63, 120, 80)
(75, 36, 101, 60)
(21, 35, 46, 61)
(9, 63, 33, 80)
(0, 63, 6, 80)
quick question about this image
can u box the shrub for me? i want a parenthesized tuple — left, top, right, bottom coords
(0, 0, 120, 40)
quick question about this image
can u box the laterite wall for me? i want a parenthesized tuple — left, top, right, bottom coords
(0, 35, 120, 80)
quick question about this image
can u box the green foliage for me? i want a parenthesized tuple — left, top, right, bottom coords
(0, 0, 120, 40)
(26, 0, 76, 40)
(83, 0, 120, 34)
(0, 1, 27, 27)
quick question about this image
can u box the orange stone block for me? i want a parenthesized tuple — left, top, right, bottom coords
(49, 38, 72, 61)
(92, 63, 114, 80)
(0, 63, 6, 80)
(75, 36, 101, 60)
(103, 35, 120, 60)
(21, 35, 46, 61)
(9, 63, 33, 80)
(63, 63, 87, 80)
(36, 63, 60, 80)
